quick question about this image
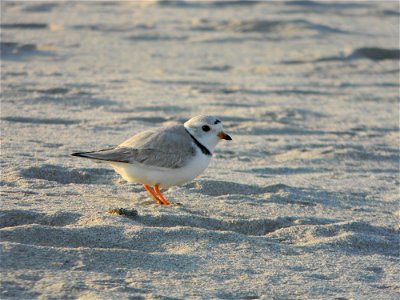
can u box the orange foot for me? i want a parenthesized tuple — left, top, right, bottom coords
(154, 185, 170, 205)
(143, 184, 170, 205)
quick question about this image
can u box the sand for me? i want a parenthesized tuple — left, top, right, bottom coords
(1, 1, 399, 299)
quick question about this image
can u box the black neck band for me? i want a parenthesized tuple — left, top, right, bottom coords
(185, 129, 212, 156)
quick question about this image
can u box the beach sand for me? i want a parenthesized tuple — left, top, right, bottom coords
(1, 1, 399, 299)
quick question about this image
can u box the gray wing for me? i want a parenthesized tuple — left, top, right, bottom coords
(74, 125, 196, 169)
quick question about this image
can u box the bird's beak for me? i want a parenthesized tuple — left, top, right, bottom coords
(218, 132, 232, 140)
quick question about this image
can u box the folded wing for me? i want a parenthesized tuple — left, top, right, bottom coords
(72, 125, 196, 169)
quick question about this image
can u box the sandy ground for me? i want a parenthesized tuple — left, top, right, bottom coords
(1, 1, 399, 299)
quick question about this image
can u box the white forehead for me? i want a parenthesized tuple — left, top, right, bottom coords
(184, 115, 221, 126)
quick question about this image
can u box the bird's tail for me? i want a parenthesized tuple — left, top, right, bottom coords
(71, 148, 114, 161)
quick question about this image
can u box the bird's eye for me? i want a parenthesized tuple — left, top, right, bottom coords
(202, 125, 211, 132)
(214, 119, 221, 124)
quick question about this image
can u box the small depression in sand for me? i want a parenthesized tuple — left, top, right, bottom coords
(19, 165, 115, 185)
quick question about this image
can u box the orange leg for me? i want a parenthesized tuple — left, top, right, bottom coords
(143, 184, 163, 205)
(153, 185, 170, 205)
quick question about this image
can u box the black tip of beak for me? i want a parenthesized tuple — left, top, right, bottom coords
(224, 134, 232, 141)
(218, 132, 232, 140)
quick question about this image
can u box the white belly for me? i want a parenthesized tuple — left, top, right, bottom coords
(108, 150, 211, 188)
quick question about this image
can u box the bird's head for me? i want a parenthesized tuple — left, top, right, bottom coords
(184, 115, 232, 152)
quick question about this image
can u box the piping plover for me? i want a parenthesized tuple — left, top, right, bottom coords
(72, 115, 232, 205)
